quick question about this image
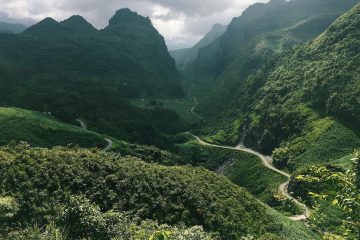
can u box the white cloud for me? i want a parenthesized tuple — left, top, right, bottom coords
(0, 0, 270, 50)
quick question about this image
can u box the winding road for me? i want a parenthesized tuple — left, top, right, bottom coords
(193, 135, 310, 221)
(76, 119, 113, 151)
(190, 97, 202, 120)
(186, 96, 202, 120)
(189, 96, 310, 221)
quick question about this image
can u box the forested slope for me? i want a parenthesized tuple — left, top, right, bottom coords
(185, 0, 358, 120)
(0, 146, 317, 239)
(0, 9, 187, 147)
(0, 107, 105, 148)
(202, 3, 360, 170)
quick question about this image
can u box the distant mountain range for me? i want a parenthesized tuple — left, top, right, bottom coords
(0, 21, 27, 33)
(170, 24, 227, 72)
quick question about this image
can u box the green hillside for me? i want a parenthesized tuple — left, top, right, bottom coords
(0, 146, 317, 240)
(185, 0, 357, 120)
(199, 3, 360, 170)
(0, 107, 105, 148)
(0, 9, 187, 148)
(289, 153, 359, 237)
(175, 138, 287, 204)
(1, 1, 359, 240)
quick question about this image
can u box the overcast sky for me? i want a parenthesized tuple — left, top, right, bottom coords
(0, 0, 269, 50)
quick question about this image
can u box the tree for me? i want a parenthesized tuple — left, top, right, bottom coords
(297, 150, 360, 239)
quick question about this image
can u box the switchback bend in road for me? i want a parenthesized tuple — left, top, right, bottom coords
(187, 95, 310, 221)
(193, 135, 311, 221)
(76, 119, 113, 152)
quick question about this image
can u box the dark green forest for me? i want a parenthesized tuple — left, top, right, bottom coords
(0, 145, 316, 240)
(0, 0, 359, 239)
(0, 9, 186, 148)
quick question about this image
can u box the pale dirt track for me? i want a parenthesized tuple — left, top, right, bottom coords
(193, 135, 310, 221)
(76, 119, 113, 152)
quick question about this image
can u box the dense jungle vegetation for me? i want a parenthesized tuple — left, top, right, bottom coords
(0, 0, 359, 239)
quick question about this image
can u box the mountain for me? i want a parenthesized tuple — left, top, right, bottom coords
(23, 17, 65, 35)
(0, 21, 26, 33)
(0, 9, 186, 147)
(170, 24, 227, 72)
(60, 15, 97, 33)
(186, 0, 358, 116)
(200, 2, 360, 170)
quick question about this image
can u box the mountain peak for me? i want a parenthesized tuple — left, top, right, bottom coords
(108, 8, 151, 26)
(41, 17, 58, 24)
(35, 17, 59, 27)
(23, 17, 62, 35)
(64, 15, 87, 23)
(60, 15, 96, 32)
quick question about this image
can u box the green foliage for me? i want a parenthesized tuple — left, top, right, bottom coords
(195, 3, 360, 174)
(0, 9, 187, 148)
(0, 144, 317, 239)
(0, 107, 105, 148)
(111, 139, 186, 166)
(273, 118, 360, 170)
(2, 223, 67, 240)
(242, 2, 360, 155)
(290, 153, 360, 238)
(176, 140, 286, 203)
(185, 0, 357, 122)
(130, 98, 202, 124)
(0, 196, 19, 231)
(57, 195, 111, 239)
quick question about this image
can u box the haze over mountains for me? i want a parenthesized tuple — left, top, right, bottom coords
(170, 23, 227, 72)
(0, 0, 359, 239)
(0, 21, 26, 33)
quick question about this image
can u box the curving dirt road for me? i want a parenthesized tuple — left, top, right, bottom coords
(193, 135, 310, 221)
(188, 94, 310, 221)
(76, 119, 87, 129)
(103, 138, 113, 151)
(187, 96, 202, 120)
(76, 119, 113, 152)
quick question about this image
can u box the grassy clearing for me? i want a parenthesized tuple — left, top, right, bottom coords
(130, 98, 201, 124)
(264, 207, 320, 240)
(291, 121, 360, 169)
(273, 115, 360, 170)
(0, 107, 105, 148)
(222, 152, 288, 203)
